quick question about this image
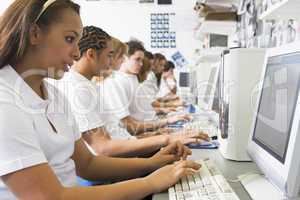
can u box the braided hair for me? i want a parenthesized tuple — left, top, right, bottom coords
(78, 26, 111, 57)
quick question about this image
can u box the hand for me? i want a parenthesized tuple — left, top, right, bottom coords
(150, 142, 192, 169)
(167, 114, 192, 124)
(168, 130, 210, 145)
(160, 107, 177, 114)
(158, 127, 175, 135)
(145, 160, 201, 193)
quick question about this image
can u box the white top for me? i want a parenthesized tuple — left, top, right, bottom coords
(99, 71, 135, 139)
(134, 79, 157, 121)
(0, 66, 80, 200)
(157, 77, 176, 98)
(52, 69, 105, 133)
(146, 71, 159, 95)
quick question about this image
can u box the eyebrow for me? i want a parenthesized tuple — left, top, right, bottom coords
(65, 30, 81, 38)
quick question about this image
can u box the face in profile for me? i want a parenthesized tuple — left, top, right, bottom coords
(35, 8, 83, 79)
(111, 50, 125, 71)
(94, 40, 113, 76)
(154, 59, 167, 75)
(126, 50, 144, 74)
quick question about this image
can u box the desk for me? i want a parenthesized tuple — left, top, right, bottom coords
(152, 149, 260, 200)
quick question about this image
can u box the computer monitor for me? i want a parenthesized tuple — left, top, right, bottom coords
(247, 43, 300, 199)
(199, 64, 220, 111)
(203, 66, 218, 105)
(178, 72, 190, 87)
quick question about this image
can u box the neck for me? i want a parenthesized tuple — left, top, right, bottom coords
(73, 59, 94, 80)
(120, 63, 134, 75)
(14, 54, 46, 99)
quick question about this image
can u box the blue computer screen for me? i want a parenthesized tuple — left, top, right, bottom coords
(253, 52, 300, 163)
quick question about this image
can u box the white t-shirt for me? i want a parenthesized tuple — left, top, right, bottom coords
(157, 77, 176, 98)
(134, 79, 157, 121)
(146, 71, 159, 95)
(99, 71, 135, 139)
(0, 66, 81, 200)
(52, 69, 105, 133)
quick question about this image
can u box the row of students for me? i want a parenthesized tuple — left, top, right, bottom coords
(0, 1, 207, 200)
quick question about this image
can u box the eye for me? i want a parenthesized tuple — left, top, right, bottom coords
(65, 36, 75, 44)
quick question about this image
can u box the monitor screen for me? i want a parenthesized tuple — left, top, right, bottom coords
(179, 72, 190, 87)
(204, 67, 217, 104)
(253, 52, 300, 163)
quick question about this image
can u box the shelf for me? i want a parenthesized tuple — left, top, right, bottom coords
(258, 0, 300, 20)
(200, 0, 239, 5)
(196, 47, 225, 63)
(196, 20, 237, 36)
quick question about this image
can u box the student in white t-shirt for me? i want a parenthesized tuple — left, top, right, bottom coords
(146, 53, 184, 109)
(108, 41, 192, 136)
(56, 26, 209, 157)
(0, 1, 202, 200)
(157, 60, 177, 98)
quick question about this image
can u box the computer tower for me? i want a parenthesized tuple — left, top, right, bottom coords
(218, 48, 266, 161)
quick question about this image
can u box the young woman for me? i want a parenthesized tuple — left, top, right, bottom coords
(156, 60, 177, 98)
(0, 1, 200, 200)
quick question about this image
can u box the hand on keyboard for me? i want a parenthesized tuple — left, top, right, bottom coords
(146, 160, 202, 193)
(169, 129, 210, 145)
(168, 159, 240, 200)
(151, 141, 191, 165)
(167, 114, 192, 125)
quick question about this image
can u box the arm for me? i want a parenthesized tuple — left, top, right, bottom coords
(121, 115, 168, 135)
(121, 114, 191, 136)
(2, 140, 198, 200)
(2, 163, 154, 200)
(82, 127, 169, 157)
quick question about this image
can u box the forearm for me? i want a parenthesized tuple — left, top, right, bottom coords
(123, 117, 167, 135)
(93, 135, 168, 157)
(82, 155, 157, 181)
(62, 178, 154, 200)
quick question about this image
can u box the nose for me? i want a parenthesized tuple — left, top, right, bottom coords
(73, 44, 81, 61)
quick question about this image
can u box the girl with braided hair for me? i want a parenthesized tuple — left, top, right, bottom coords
(0, 1, 202, 200)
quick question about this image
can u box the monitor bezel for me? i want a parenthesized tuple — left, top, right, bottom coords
(247, 42, 300, 197)
(252, 52, 300, 164)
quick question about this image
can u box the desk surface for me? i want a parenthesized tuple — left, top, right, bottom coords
(152, 149, 260, 200)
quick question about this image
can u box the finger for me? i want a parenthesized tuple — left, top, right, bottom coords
(175, 160, 202, 171)
(161, 142, 177, 154)
(198, 133, 210, 141)
(181, 145, 192, 160)
(175, 141, 184, 157)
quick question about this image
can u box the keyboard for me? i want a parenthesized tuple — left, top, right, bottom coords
(168, 159, 240, 200)
(184, 120, 218, 138)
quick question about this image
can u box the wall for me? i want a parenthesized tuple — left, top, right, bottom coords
(74, 0, 199, 63)
(1, 0, 200, 65)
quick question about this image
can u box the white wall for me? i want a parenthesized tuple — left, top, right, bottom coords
(74, 0, 199, 63)
(1, 0, 200, 64)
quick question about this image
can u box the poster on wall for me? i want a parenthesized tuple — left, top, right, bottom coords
(171, 51, 188, 68)
(150, 12, 176, 49)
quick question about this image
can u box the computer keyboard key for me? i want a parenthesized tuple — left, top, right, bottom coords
(220, 193, 240, 200)
(175, 182, 182, 192)
(214, 175, 232, 193)
(181, 177, 190, 192)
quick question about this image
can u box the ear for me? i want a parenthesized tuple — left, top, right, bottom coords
(86, 48, 97, 61)
(29, 24, 43, 45)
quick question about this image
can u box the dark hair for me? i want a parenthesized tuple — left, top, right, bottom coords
(0, 0, 80, 69)
(78, 26, 111, 57)
(137, 57, 151, 83)
(126, 40, 145, 56)
(164, 60, 175, 72)
(144, 51, 154, 60)
(153, 53, 166, 62)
